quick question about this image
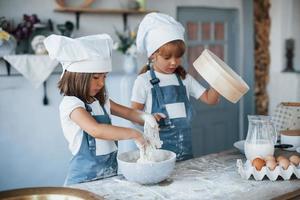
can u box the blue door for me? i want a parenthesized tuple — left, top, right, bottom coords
(178, 7, 240, 156)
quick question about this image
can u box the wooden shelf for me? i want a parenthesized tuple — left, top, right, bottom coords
(54, 7, 153, 14)
(54, 7, 155, 30)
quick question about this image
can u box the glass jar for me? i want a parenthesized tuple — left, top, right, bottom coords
(244, 115, 277, 161)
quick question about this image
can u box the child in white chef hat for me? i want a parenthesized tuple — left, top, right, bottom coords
(44, 34, 159, 185)
(131, 13, 220, 161)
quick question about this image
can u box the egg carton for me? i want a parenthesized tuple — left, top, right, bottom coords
(236, 159, 300, 181)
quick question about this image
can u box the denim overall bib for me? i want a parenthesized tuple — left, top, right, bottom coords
(149, 68, 193, 161)
(65, 104, 118, 185)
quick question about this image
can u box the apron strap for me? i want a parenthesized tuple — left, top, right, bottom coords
(85, 102, 111, 124)
(100, 104, 112, 124)
(149, 67, 173, 127)
(84, 104, 96, 152)
(86, 102, 117, 147)
(99, 103, 117, 146)
(175, 73, 184, 87)
(149, 68, 188, 114)
(175, 73, 190, 104)
(149, 67, 169, 117)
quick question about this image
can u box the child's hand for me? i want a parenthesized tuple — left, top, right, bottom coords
(143, 114, 163, 149)
(200, 87, 220, 105)
(134, 131, 148, 150)
(142, 113, 159, 128)
(153, 113, 166, 122)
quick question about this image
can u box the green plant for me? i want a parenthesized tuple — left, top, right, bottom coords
(114, 27, 137, 56)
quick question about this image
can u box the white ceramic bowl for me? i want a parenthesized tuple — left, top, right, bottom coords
(280, 130, 300, 151)
(193, 49, 249, 103)
(117, 149, 176, 184)
(233, 140, 245, 154)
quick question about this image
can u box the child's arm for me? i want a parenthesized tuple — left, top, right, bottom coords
(199, 87, 220, 105)
(131, 101, 144, 111)
(111, 99, 146, 125)
(70, 107, 145, 144)
(131, 101, 164, 124)
(111, 99, 164, 125)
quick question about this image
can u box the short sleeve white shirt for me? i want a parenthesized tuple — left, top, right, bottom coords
(59, 96, 117, 155)
(131, 71, 206, 115)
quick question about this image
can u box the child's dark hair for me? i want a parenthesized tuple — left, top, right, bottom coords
(138, 40, 187, 79)
(58, 71, 107, 106)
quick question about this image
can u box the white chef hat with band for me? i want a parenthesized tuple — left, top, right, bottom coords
(136, 12, 185, 57)
(43, 34, 113, 74)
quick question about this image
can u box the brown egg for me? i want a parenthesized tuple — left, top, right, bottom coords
(252, 157, 266, 171)
(289, 155, 300, 166)
(266, 160, 277, 171)
(278, 158, 290, 170)
(264, 155, 275, 162)
(276, 155, 286, 162)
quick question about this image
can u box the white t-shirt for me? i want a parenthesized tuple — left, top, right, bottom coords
(59, 96, 117, 156)
(131, 71, 206, 117)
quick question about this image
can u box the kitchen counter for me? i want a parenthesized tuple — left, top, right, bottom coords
(71, 149, 300, 200)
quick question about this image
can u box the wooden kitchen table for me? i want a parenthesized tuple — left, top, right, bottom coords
(71, 149, 300, 200)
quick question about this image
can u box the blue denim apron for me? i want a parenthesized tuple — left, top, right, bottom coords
(65, 104, 118, 185)
(149, 68, 193, 161)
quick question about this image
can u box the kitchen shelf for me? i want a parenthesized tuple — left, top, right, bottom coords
(54, 7, 156, 30)
(0, 71, 62, 77)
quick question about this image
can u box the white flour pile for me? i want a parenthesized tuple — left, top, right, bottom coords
(137, 120, 163, 163)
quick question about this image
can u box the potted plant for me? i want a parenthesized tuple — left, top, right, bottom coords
(114, 27, 138, 74)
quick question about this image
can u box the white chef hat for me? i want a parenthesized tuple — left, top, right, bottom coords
(43, 34, 113, 73)
(136, 12, 185, 57)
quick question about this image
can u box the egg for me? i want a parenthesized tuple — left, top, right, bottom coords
(289, 155, 300, 166)
(276, 155, 286, 162)
(266, 160, 277, 171)
(252, 157, 266, 171)
(278, 158, 290, 170)
(264, 155, 275, 162)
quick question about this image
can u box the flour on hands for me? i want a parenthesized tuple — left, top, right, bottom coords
(137, 115, 162, 163)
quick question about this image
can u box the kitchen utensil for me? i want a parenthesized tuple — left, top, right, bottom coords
(244, 115, 278, 160)
(280, 130, 300, 151)
(0, 187, 104, 200)
(117, 149, 176, 184)
(55, 0, 95, 8)
(43, 81, 49, 105)
(193, 49, 249, 103)
(274, 144, 294, 149)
